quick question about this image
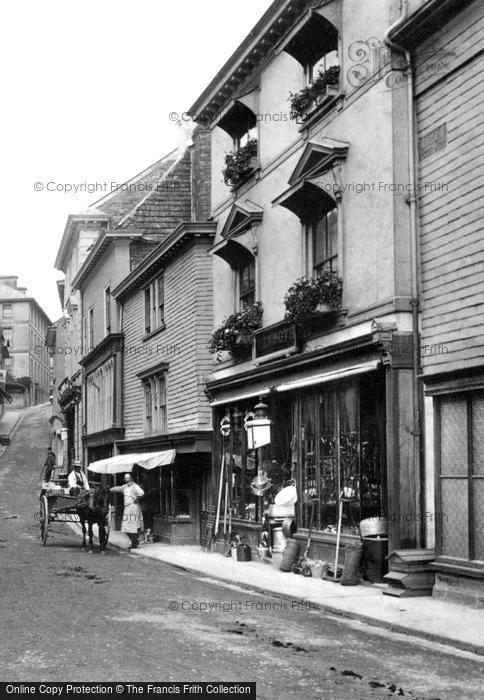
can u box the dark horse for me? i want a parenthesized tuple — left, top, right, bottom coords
(74, 485, 111, 553)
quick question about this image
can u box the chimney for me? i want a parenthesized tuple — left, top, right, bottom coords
(0, 276, 18, 289)
(17, 287, 27, 295)
(191, 126, 211, 221)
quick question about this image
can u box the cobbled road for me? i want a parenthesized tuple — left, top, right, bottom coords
(0, 405, 483, 699)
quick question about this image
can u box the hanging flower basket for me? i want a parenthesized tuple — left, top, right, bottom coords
(284, 271, 342, 325)
(209, 302, 263, 361)
(222, 139, 258, 188)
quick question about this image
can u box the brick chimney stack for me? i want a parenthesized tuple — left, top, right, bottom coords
(190, 126, 211, 221)
(0, 276, 18, 289)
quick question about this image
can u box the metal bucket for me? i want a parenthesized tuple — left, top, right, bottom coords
(271, 527, 286, 552)
(362, 537, 388, 582)
(236, 543, 252, 562)
(279, 539, 300, 572)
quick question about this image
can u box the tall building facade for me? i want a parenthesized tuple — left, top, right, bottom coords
(188, 0, 422, 559)
(0, 276, 51, 405)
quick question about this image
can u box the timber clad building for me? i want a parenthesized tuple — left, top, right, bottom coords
(392, 0, 484, 604)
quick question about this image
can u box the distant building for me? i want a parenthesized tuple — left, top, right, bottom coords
(0, 276, 51, 405)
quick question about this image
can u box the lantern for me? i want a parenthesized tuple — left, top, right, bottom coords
(245, 397, 272, 449)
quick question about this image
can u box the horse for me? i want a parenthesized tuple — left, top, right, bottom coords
(74, 484, 111, 553)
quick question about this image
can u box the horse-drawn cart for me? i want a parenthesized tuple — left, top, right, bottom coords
(39, 471, 110, 550)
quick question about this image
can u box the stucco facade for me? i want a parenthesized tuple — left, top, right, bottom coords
(189, 0, 421, 558)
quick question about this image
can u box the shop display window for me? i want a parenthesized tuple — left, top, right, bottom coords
(299, 374, 386, 534)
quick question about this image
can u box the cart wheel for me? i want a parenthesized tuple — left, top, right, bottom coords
(39, 495, 49, 546)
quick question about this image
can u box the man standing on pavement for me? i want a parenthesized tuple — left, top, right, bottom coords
(43, 447, 56, 482)
(110, 472, 144, 549)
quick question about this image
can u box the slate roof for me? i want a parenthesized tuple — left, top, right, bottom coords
(89, 150, 179, 223)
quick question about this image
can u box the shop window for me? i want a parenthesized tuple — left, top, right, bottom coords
(437, 392, 484, 562)
(220, 397, 293, 523)
(144, 275, 165, 335)
(306, 207, 338, 275)
(299, 374, 386, 534)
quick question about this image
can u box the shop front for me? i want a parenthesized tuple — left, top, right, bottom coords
(209, 353, 388, 565)
(116, 432, 212, 545)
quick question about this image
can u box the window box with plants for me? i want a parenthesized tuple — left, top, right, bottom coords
(284, 270, 342, 329)
(289, 66, 340, 123)
(209, 302, 263, 362)
(222, 139, 258, 190)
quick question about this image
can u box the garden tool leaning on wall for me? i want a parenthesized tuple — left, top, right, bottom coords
(292, 496, 317, 576)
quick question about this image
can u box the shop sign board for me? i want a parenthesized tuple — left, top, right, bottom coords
(254, 321, 297, 363)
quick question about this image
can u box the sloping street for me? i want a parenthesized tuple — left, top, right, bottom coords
(0, 405, 482, 698)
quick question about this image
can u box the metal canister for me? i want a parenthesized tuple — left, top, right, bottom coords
(271, 527, 286, 552)
(279, 539, 300, 572)
(236, 543, 252, 562)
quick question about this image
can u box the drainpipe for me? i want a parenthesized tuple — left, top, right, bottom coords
(384, 1, 422, 549)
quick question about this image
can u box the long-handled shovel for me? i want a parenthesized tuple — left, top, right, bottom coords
(333, 496, 344, 580)
(211, 454, 225, 551)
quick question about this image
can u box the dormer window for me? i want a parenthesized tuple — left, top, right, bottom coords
(283, 12, 340, 123)
(217, 100, 259, 190)
(236, 125, 257, 151)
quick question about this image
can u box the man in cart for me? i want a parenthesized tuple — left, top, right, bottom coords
(68, 460, 91, 492)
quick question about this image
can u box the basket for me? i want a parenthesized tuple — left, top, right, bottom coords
(359, 517, 388, 538)
(308, 560, 325, 579)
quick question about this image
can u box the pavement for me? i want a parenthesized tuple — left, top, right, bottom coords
(67, 522, 484, 658)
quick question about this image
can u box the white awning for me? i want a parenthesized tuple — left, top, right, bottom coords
(210, 387, 271, 407)
(276, 360, 380, 393)
(87, 449, 176, 474)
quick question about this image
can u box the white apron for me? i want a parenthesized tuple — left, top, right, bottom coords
(112, 482, 145, 533)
